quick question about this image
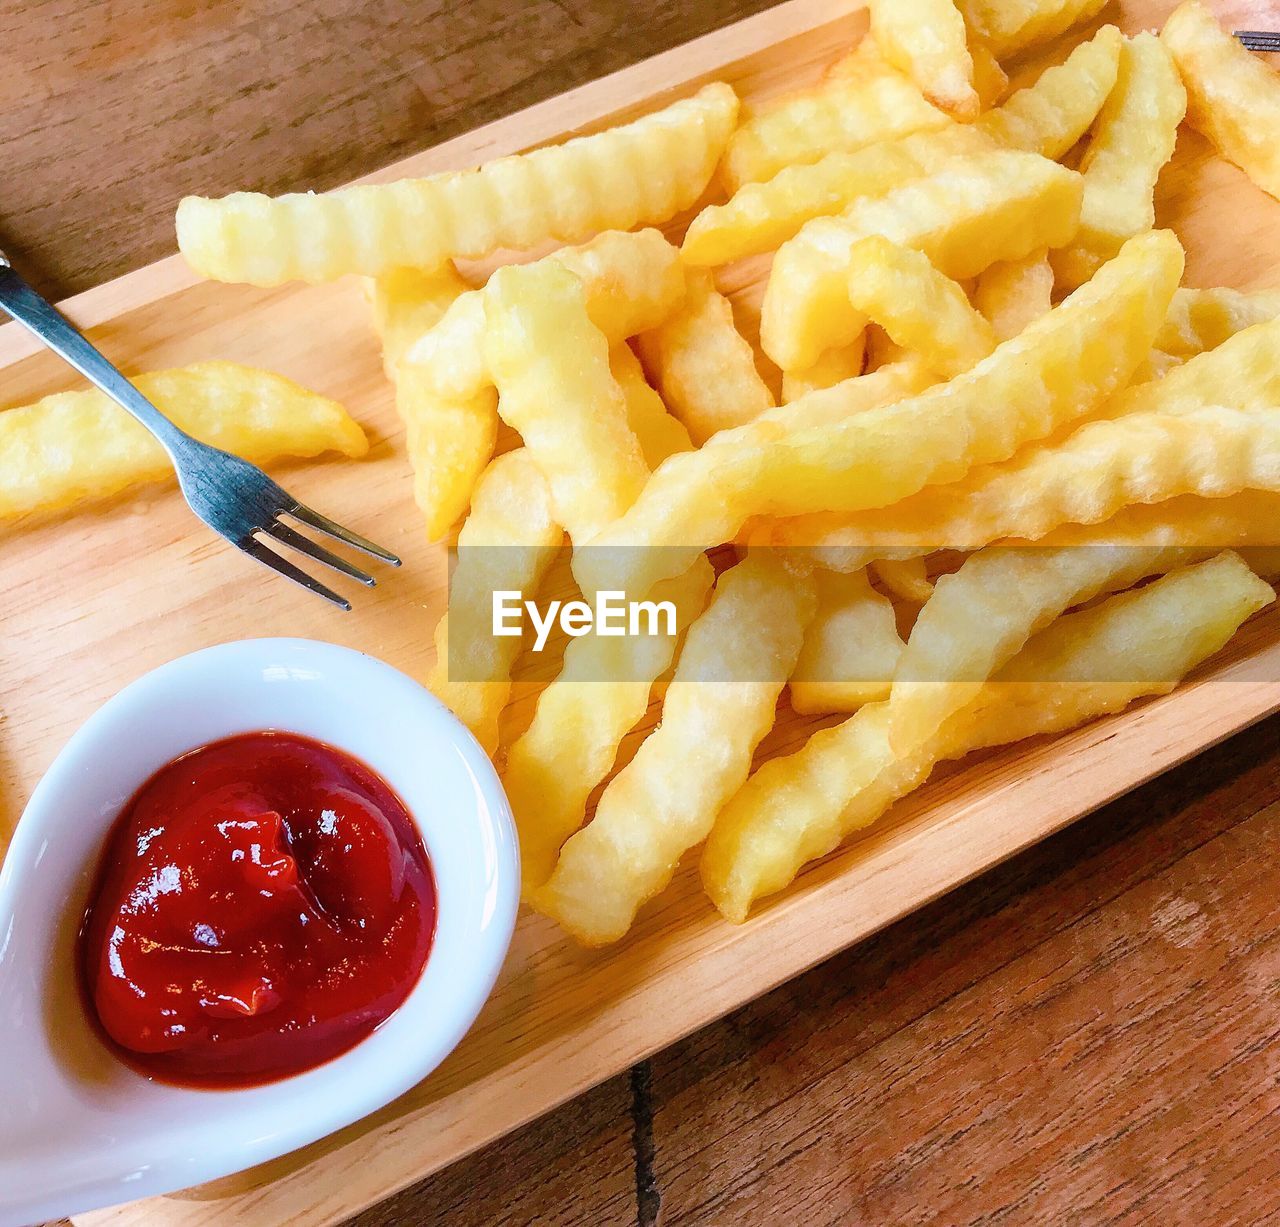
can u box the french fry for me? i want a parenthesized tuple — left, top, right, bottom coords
(887, 535, 1200, 756)
(682, 27, 1120, 269)
(369, 265, 498, 539)
(780, 339, 867, 403)
(720, 65, 950, 190)
(1162, 1, 1280, 201)
(703, 551, 1272, 921)
(1035, 490, 1280, 550)
(532, 554, 816, 943)
(870, 0, 980, 121)
(426, 449, 563, 756)
(844, 237, 997, 379)
(1052, 34, 1186, 290)
(1156, 287, 1280, 358)
(633, 268, 775, 444)
(505, 559, 714, 893)
(960, 0, 1109, 59)
(484, 261, 648, 543)
(612, 343, 693, 467)
(176, 84, 738, 285)
(0, 362, 367, 523)
(973, 249, 1053, 341)
(761, 150, 1082, 370)
(789, 569, 903, 714)
(405, 230, 686, 400)
(871, 556, 935, 603)
(969, 38, 1009, 110)
(577, 231, 1181, 604)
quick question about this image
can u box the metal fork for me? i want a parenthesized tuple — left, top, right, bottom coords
(1236, 30, 1280, 51)
(0, 249, 399, 610)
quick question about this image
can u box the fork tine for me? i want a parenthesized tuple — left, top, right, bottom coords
(264, 520, 377, 586)
(238, 537, 352, 611)
(284, 501, 402, 566)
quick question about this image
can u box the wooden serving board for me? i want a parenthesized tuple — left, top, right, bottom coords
(0, 0, 1272, 1221)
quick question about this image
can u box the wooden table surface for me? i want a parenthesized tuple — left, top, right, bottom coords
(6, 0, 1280, 1223)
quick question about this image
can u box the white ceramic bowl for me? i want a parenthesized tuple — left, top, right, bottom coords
(0, 638, 518, 1226)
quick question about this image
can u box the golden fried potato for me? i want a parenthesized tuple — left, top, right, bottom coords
(1052, 34, 1186, 290)
(1156, 287, 1280, 358)
(370, 265, 499, 540)
(634, 268, 774, 444)
(870, 0, 979, 121)
(427, 450, 563, 756)
(844, 236, 997, 378)
(576, 230, 1182, 603)
(969, 38, 1009, 110)
(1163, 1, 1280, 201)
(871, 556, 935, 603)
(720, 64, 950, 190)
(0, 362, 366, 523)
(503, 560, 714, 893)
(973, 249, 1053, 341)
(532, 554, 816, 943)
(780, 339, 867, 403)
(960, 0, 1108, 58)
(611, 343, 692, 467)
(761, 150, 1081, 370)
(176, 84, 737, 285)
(789, 569, 903, 714)
(484, 261, 648, 543)
(703, 551, 1271, 921)
(405, 230, 686, 400)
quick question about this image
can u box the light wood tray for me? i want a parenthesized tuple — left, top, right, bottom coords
(0, 0, 1273, 1221)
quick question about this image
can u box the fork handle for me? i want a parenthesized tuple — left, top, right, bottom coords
(0, 251, 192, 457)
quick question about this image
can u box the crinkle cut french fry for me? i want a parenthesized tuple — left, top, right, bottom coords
(1034, 490, 1280, 550)
(703, 551, 1271, 922)
(611, 343, 692, 468)
(575, 230, 1182, 604)
(781, 338, 867, 403)
(427, 449, 563, 756)
(0, 362, 367, 523)
(762, 150, 1082, 370)
(1052, 34, 1186, 290)
(870, 0, 979, 121)
(681, 28, 1120, 270)
(505, 559, 714, 894)
(484, 260, 648, 543)
(405, 230, 686, 400)
(176, 84, 738, 286)
(1156, 287, 1280, 358)
(789, 569, 903, 714)
(720, 66, 950, 190)
(973, 249, 1053, 341)
(844, 237, 997, 379)
(1162, 1, 1280, 201)
(871, 556, 934, 603)
(369, 265, 499, 540)
(634, 268, 774, 444)
(532, 553, 816, 943)
(887, 535, 1200, 757)
(960, 0, 1108, 59)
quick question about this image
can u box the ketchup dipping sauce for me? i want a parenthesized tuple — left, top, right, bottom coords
(79, 731, 437, 1089)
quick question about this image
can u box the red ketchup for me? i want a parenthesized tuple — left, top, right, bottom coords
(80, 731, 436, 1088)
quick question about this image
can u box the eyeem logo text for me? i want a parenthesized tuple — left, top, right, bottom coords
(492, 590, 678, 652)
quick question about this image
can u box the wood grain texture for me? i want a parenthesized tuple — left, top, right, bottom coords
(0, 0, 1276, 1223)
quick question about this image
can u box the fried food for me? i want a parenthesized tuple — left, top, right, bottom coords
(611, 343, 693, 467)
(720, 64, 950, 190)
(844, 236, 997, 378)
(531, 554, 815, 943)
(870, 0, 980, 121)
(780, 339, 867, 403)
(484, 260, 649, 543)
(960, 0, 1109, 58)
(973, 250, 1053, 341)
(426, 450, 563, 756)
(176, 84, 738, 285)
(703, 551, 1271, 921)
(504, 559, 714, 893)
(1155, 287, 1280, 358)
(789, 569, 903, 714)
(0, 362, 367, 522)
(1162, 0, 1280, 201)
(871, 556, 935, 604)
(634, 268, 775, 444)
(761, 150, 1082, 370)
(1052, 34, 1185, 289)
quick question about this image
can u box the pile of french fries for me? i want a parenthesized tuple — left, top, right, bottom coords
(162, 0, 1280, 944)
